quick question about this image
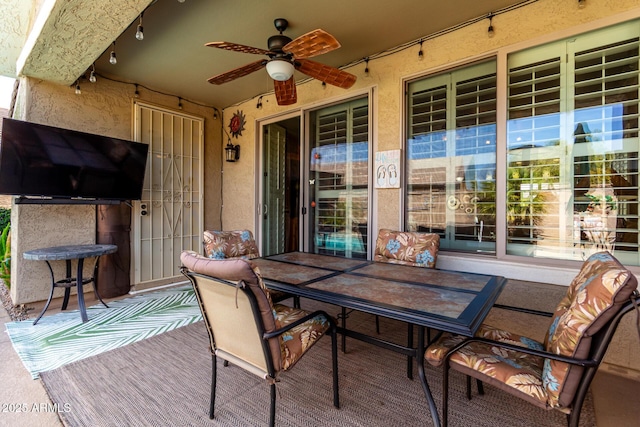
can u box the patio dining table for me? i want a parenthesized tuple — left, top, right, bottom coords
(252, 251, 507, 427)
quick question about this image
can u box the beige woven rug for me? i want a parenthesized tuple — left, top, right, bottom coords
(40, 303, 595, 427)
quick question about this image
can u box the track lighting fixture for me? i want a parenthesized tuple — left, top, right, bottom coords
(256, 96, 263, 109)
(89, 63, 96, 83)
(134, 84, 140, 98)
(75, 80, 81, 95)
(213, 108, 219, 120)
(109, 41, 117, 64)
(418, 40, 424, 60)
(578, 0, 586, 8)
(178, 97, 183, 109)
(364, 58, 369, 76)
(136, 13, 144, 41)
(487, 14, 495, 38)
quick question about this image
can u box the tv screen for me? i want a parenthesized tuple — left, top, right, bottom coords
(0, 118, 149, 202)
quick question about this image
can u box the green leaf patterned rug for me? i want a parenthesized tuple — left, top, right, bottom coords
(4, 284, 201, 379)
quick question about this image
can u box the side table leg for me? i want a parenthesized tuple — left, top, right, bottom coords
(76, 258, 88, 322)
(61, 260, 72, 311)
(32, 261, 57, 326)
(91, 255, 109, 309)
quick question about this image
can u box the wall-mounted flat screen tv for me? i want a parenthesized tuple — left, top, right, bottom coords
(0, 118, 149, 203)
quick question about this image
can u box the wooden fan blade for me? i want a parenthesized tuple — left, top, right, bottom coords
(283, 29, 340, 59)
(296, 59, 356, 89)
(274, 78, 297, 105)
(205, 41, 271, 56)
(207, 60, 266, 84)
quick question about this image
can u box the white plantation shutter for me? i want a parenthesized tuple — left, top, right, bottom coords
(506, 21, 640, 265)
(406, 60, 497, 253)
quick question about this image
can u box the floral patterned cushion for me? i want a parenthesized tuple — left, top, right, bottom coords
(542, 251, 637, 408)
(201, 230, 290, 302)
(203, 230, 260, 260)
(272, 304, 331, 371)
(425, 251, 638, 411)
(373, 229, 439, 268)
(425, 325, 549, 408)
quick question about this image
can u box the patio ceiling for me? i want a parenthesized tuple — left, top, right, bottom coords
(2, 0, 527, 109)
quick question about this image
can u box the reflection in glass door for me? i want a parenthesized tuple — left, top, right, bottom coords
(308, 98, 369, 259)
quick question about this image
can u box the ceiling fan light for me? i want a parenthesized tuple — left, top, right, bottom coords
(266, 60, 294, 81)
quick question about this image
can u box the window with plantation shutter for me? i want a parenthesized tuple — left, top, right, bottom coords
(506, 21, 640, 265)
(309, 98, 369, 258)
(406, 60, 497, 254)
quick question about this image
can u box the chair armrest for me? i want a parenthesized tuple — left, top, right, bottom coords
(263, 310, 336, 339)
(492, 303, 554, 317)
(444, 336, 598, 368)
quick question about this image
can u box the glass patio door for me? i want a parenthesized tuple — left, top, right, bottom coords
(306, 98, 369, 259)
(262, 123, 287, 256)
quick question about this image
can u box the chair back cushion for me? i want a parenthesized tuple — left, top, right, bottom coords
(203, 230, 260, 260)
(180, 251, 282, 371)
(543, 251, 638, 407)
(373, 229, 439, 268)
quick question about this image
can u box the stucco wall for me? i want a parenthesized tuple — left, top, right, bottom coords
(10, 76, 221, 304)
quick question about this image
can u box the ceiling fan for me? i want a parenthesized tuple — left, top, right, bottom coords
(205, 18, 357, 106)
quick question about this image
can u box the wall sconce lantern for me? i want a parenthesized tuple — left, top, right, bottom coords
(225, 110, 244, 162)
(225, 141, 240, 162)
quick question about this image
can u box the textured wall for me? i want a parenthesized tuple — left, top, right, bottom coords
(17, 0, 152, 85)
(10, 76, 221, 304)
(0, 0, 32, 77)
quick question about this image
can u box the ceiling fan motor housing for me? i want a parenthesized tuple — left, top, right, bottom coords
(268, 34, 292, 52)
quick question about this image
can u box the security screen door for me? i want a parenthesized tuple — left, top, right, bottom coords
(132, 102, 204, 288)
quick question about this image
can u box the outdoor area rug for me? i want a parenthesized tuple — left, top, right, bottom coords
(40, 302, 595, 427)
(4, 284, 201, 379)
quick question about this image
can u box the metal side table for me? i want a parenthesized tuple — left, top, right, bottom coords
(23, 244, 118, 325)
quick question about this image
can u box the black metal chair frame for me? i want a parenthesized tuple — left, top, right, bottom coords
(433, 291, 640, 427)
(182, 267, 339, 427)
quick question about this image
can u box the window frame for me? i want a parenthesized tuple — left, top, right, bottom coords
(401, 14, 640, 272)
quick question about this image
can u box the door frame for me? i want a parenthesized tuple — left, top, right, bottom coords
(132, 100, 205, 289)
(256, 112, 303, 254)
(255, 88, 377, 257)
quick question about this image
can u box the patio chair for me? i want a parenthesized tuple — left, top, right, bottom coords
(180, 250, 339, 427)
(340, 228, 440, 370)
(341, 228, 440, 333)
(371, 228, 440, 329)
(425, 251, 640, 427)
(203, 229, 298, 307)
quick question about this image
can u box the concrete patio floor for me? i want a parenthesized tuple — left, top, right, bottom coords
(1, 280, 639, 427)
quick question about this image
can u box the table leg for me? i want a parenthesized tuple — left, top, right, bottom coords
(91, 256, 109, 309)
(61, 260, 72, 310)
(341, 307, 347, 353)
(32, 261, 57, 326)
(407, 323, 414, 379)
(417, 325, 441, 427)
(76, 258, 88, 322)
